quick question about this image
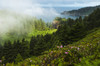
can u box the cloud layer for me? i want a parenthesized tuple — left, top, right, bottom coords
(0, 0, 59, 20)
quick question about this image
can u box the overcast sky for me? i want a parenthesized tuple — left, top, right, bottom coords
(36, 0, 100, 7)
(0, 0, 100, 7)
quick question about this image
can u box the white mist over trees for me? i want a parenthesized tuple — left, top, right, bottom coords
(0, 10, 33, 35)
(0, 0, 59, 43)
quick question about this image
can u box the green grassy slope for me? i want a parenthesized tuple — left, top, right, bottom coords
(6, 28, 100, 66)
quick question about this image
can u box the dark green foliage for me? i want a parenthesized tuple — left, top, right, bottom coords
(70, 21, 86, 41)
(87, 8, 100, 29)
(30, 36, 36, 55)
(30, 34, 61, 56)
(56, 17, 86, 45)
(67, 18, 75, 27)
(3, 41, 13, 63)
(0, 44, 3, 59)
(20, 38, 30, 59)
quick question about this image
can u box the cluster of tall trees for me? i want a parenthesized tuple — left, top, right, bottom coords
(0, 34, 60, 64)
(56, 8, 100, 45)
(0, 8, 100, 64)
(0, 39, 29, 63)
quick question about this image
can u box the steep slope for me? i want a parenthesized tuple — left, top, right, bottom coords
(61, 5, 100, 16)
(6, 28, 100, 66)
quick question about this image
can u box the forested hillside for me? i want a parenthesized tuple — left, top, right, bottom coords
(7, 27, 100, 66)
(0, 8, 100, 66)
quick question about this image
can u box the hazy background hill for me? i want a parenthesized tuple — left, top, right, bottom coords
(61, 5, 100, 16)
